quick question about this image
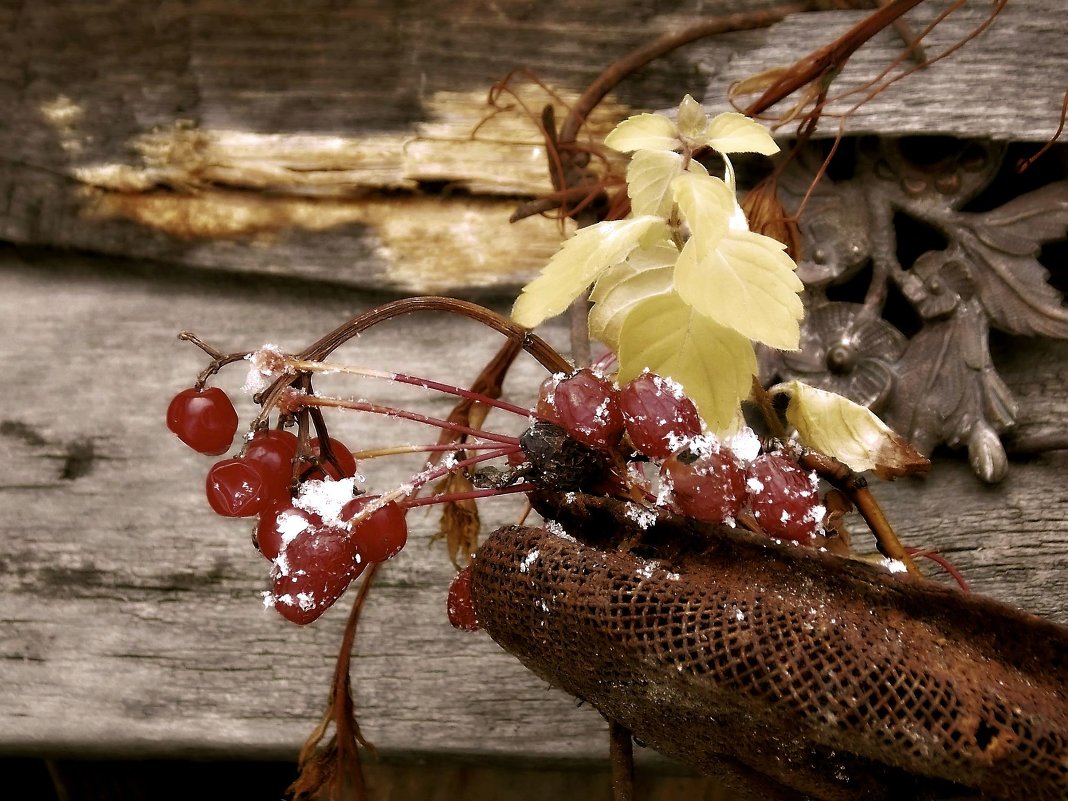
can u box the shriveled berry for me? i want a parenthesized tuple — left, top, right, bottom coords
(746, 453, 824, 544)
(244, 429, 298, 503)
(447, 565, 480, 631)
(536, 369, 624, 450)
(340, 496, 408, 563)
(167, 387, 239, 455)
(302, 437, 358, 481)
(660, 440, 746, 525)
(206, 457, 267, 517)
(270, 520, 365, 625)
(619, 372, 702, 459)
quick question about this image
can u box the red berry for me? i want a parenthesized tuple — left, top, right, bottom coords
(659, 440, 746, 525)
(746, 453, 824, 544)
(619, 372, 702, 458)
(167, 387, 239, 455)
(206, 457, 267, 517)
(244, 429, 298, 503)
(340, 496, 408, 563)
(301, 437, 358, 481)
(536, 369, 624, 450)
(255, 501, 317, 561)
(447, 565, 480, 631)
(270, 520, 365, 625)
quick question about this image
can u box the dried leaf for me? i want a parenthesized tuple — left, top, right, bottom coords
(780, 380, 930, 479)
(511, 216, 671, 328)
(434, 471, 481, 567)
(741, 176, 801, 259)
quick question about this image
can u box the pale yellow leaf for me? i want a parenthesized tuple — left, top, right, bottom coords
(675, 94, 708, 140)
(616, 291, 756, 434)
(627, 149, 685, 218)
(781, 381, 930, 478)
(674, 229, 803, 350)
(603, 113, 680, 153)
(511, 216, 670, 328)
(588, 241, 678, 347)
(670, 170, 734, 250)
(701, 111, 780, 156)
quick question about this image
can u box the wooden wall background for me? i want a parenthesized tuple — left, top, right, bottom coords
(1, 0, 1065, 798)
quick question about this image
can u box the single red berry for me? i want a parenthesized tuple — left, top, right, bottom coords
(244, 429, 299, 503)
(254, 501, 318, 561)
(167, 387, 239, 455)
(619, 372, 703, 459)
(447, 565, 480, 631)
(746, 453, 824, 544)
(206, 457, 267, 517)
(340, 496, 408, 563)
(270, 520, 365, 625)
(536, 369, 624, 450)
(301, 437, 358, 481)
(660, 441, 746, 525)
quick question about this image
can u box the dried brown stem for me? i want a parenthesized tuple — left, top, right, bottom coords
(796, 449, 922, 576)
(608, 719, 635, 801)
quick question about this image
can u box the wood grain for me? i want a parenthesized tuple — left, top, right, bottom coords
(1, 248, 1065, 765)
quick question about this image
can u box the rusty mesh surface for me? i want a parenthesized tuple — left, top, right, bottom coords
(470, 498, 1068, 801)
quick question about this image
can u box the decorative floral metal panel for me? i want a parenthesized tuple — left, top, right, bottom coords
(763, 137, 1068, 482)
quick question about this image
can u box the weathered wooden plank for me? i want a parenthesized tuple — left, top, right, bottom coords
(699, 0, 1068, 141)
(9, 0, 1063, 292)
(1, 249, 1065, 764)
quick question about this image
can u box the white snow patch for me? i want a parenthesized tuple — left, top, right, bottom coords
(242, 344, 290, 394)
(520, 549, 540, 573)
(727, 427, 761, 463)
(294, 477, 358, 524)
(880, 557, 909, 574)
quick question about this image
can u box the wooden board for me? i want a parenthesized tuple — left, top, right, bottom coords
(1, 248, 1065, 766)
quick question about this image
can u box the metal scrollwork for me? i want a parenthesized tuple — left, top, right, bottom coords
(764, 137, 1068, 482)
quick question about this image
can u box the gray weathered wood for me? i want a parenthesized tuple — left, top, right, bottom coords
(699, 0, 1068, 141)
(1, 249, 1065, 764)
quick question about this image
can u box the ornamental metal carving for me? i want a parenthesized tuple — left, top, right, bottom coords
(763, 137, 1068, 482)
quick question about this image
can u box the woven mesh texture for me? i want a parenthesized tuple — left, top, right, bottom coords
(471, 497, 1068, 801)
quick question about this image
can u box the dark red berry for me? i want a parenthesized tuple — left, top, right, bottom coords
(660, 441, 746, 525)
(536, 369, 624, 450)
(447, 565, 480, 631)
(270, 520, 365, 625)
(619, 372, 702, 458)
(255, 501, 317, 561)
(206, 457, 267, 517)
(244, 429, 298, 503)
(301, 437, 358, 481)
(746, 453, 824, 544)
(340, 496, 408, 563)
(167, 387, 239, 455)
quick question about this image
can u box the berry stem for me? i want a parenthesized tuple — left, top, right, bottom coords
(347, 446, 521, 528)
(402, 482, 536, 509)
(257, 297, 573, 414)
(351, 443, 511, 460)
(177, 332, 251, 388)
(282, 357, 533, 418)
(290, 393, 521, 446)
(796, 448, 923, 577)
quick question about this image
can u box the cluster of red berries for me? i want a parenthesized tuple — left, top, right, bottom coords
(167, 386, 409, 625)
(534, 368, 826, 544)
(168, 362, 827, 633)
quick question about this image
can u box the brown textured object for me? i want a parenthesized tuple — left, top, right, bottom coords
(470, 494, 1068, 801)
